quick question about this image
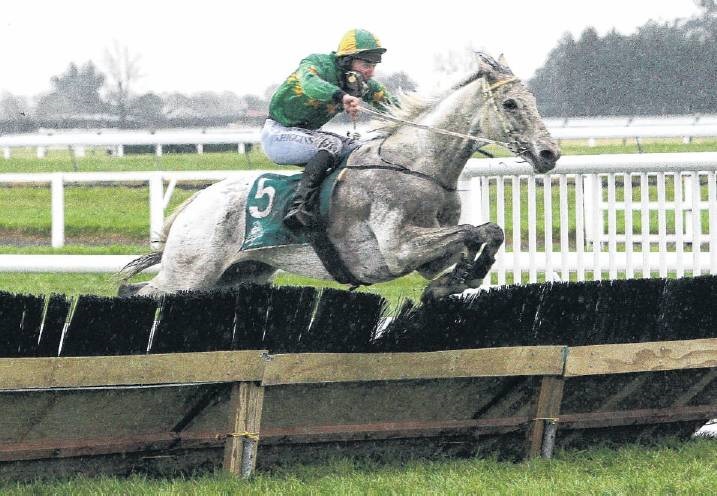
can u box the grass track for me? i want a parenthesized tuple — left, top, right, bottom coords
(1, 439, 716, 495)
(0, 271, 426, 306)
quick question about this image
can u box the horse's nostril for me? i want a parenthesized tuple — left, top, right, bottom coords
(539, 149, 558, 164)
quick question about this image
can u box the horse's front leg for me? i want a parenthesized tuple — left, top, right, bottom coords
(420, 222, 504, 302)
(466, 222, 505, 287)
(379, 222, 504, 301)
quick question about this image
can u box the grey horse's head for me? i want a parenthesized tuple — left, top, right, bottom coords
(469, 52, 560, 173)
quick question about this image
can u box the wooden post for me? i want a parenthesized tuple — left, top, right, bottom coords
(540, 419, 558, 458)
(527, 375, 564, 459)
(223, 381, 265, 478)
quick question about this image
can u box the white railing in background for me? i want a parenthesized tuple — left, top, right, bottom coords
(543, 114, 717, 128)
(458, 152, 717, 284)
(0, 129, 261, 159)
(3, 114, 717, 159)
(2, 152, 717, 284)
(0, 170, 279, 249)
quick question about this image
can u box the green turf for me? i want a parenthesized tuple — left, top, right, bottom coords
(0, 271, 426, 307)
(3, 139, 716, 173)
(1, 439, 716, 495)
(0, 185, 196, 240)
(0, 148, 281, 172)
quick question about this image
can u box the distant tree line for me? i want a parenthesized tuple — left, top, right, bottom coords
(529, 1, 717, 117)
(0, 59, 276, 134)
(0, 47, 417, 134)
(7, 2, 716, 133)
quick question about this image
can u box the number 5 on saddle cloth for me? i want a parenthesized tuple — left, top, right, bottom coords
(241, 166, 362, 287)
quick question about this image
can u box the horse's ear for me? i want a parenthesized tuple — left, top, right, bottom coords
(496, 53, 514, 75)
(474, 51, 497, 78)
(475, 51, 514, 78)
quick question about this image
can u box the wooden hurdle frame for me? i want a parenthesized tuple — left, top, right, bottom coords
(1, 339, 716, 479)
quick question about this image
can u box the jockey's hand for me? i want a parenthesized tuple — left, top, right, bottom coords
(342, 94, 361, 118)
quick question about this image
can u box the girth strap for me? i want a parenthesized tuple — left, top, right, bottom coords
(346, 164, 457, 192)
(305, 228, 366, 289)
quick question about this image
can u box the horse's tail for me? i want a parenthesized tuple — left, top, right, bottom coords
(118, 251, 164, 282)
(118, 191, 201, 282)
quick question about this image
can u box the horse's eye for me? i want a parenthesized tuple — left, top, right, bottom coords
(503, 99, 518, 110)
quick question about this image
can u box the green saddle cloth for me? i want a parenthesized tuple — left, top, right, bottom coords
(241, 168, 341, 251)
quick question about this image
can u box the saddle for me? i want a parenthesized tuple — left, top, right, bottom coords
(242, 139, 393, 286)
(241, 162, 363, 286)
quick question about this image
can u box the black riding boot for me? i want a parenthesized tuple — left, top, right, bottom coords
(283, 150, 334, 230)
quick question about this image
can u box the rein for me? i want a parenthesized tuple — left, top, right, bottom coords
(346, 76, 521, 192)
(356, 76, 521, 151)
(346, 138, 458, 192)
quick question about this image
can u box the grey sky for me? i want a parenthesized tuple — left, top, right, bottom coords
(1, 0, 703, 98)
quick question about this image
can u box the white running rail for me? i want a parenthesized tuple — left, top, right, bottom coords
(3, 152, 717, 283)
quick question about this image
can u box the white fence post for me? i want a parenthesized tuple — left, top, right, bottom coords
(640, 173, 651, 278)
(559, 175, 569, 281)
(495, 177, 506, 285)
(51, 174, 65, 248)
(527, 176, 537, 283)
(656, 172, 668, 278)
(691, 172, 702, 276)
(3, 147, 10, 160)
(511, 176, 522, 284)
(709, 171, 717, 274)
(149, 174, 164, 250)
(458, 176, 482, 225)
(674, 173, 685, 278)
(624, 173, 634, 279)
(589, 173, 602, 281)
(575, 174, 586, 281)
(543, 176, 554, 281)
(607, 173, 617, 279)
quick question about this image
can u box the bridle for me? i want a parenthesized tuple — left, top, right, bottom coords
(356, 76, 522, 152)
(347, 76, 525, 191)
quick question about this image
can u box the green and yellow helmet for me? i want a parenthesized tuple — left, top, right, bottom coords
(336, 29, 387, 63)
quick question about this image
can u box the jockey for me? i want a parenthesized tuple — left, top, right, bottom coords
(262, 28, 397, 229)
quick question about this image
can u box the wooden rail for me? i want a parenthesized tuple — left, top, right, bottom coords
(0, 338, 716, 479)
(0, 351, 266, 390)
(262, 346, 566, 385)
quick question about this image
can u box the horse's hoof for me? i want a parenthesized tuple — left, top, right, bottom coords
(421, 284, 466, 304)
(420, 288, 443, 305)
(466, 278, 484, 288)
(117, 281, 149, 297)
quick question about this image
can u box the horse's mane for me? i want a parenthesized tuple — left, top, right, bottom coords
(374, 52, 513, 135)
(374, 91, 437, 134)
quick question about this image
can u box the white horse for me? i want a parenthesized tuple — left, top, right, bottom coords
(120, 53, 560, 302)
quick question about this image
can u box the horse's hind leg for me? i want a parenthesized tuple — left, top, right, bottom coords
(118, 281, 150, 297)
